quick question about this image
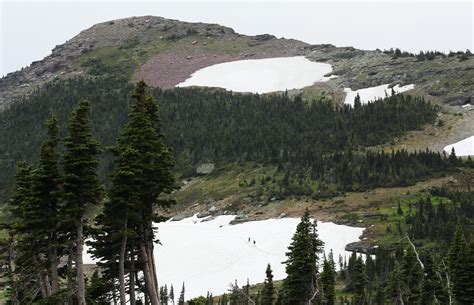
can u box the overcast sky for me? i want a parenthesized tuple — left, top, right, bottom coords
(1, 0, 473, 77)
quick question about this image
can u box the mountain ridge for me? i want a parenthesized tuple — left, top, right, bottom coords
(2, 15, 473, 109)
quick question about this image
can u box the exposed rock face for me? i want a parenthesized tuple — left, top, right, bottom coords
(196, 163, 215, 175)
(1, 15, 473, 114)
(0, 16, 308, 110)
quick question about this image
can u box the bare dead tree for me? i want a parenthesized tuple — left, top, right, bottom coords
(404, 234, 424, 270)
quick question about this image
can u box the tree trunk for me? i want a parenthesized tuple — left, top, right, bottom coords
(67, 252, 74, 305)
(38, 274, 47, 299)
(50, 231, 60, 293)
(76, 220, 86, 305)
(118, 229, 128, 305)
(44, 273, 52, 297)
(130, 253, 136, 305)
(140, 236, 160, 305)
(146, 218, 160, 303)
(148, 243, 159, 298)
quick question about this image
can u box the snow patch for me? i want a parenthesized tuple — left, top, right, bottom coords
(343, 84, 415, 106)
(84, 215, 363, 300)
(444, 136, 474, 156)
(176, 56, 335, 94)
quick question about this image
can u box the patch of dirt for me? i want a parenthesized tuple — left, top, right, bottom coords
(137, 53, 238, 88)
(134, 36, 308, 88)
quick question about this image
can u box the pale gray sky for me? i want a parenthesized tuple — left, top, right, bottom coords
(1, 0, 473, 77)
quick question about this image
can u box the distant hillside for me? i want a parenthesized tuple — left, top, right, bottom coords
(1, 16, 473, 110)
(1, 15, 473, 202)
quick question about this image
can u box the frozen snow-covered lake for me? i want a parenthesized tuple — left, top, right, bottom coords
(344, 84, 415, 106)
(444, 136, 474, 156)
(176, 56, 334, 94)
(84, 215, 363, 300)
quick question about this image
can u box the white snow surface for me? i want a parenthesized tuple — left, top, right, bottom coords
(444, 136, 474, 156)
(343, 84, 415, 106)
(85, 215, 364, 300)
(176, 56, 335, 93)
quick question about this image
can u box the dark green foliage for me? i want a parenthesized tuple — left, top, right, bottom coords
(0, 76, 444, 200)
(4, 116, 65, 303)
(178, 282, 185, 305)
(4, 162, 39, 304)
(320, 258, 336, 305)
(281, 210, 324, 305)
(448, 225, 473, 304)
(352, 257, 368, 305)
(187, 296, 206, 305)
(260, 264, 275, 305)
(63, 98, 102, 304)
(407, 189, 474, 247)
(386, 261, 404, 305)
(86, 270, 112, 305)
(401, 247, 423, 304)
(63, 99, 102, 218)
(420, 253, 448, 304)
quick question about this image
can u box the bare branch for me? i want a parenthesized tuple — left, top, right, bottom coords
(404, 234, 424, 270)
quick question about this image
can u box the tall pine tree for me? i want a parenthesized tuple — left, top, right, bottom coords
(281, 209, 324, 304)
(63, 99, 102, 305)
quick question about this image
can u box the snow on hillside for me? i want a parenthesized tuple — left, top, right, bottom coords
(153, 215, 363, 300)
(444, 136, 474, 156)
(344, 84, 415, 106)
(176, 56, 335, 93)
(84, 215, 364, 300)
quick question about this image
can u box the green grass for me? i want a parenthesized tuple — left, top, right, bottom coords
(175, 163, 275, 208)
(74, 33, 254, 81)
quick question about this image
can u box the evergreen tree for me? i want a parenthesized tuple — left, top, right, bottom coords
(462, 238, 474, 304)
(320, 258, 336, 305)
(86, 270, 112, 305)
(281, 209, 324, 304)
(126, 81, 176, 304)
(5, 161, 37, 304)
(178, 282, 185, 305)
(29, 115, 62, 294)
(170, 284, 175, 304)
(420, 253, 448, 304)
(63, 99, 102, 305)
(448, 225, 471, 304)
(352, 256, 368, 305)
(354, 93, 362, 108)
(261, 264, 275, 305)
(386, 261, 404, 305)
(401, 247, 423, 304)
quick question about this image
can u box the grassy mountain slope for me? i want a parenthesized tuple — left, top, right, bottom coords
(0, 15, 473, 227)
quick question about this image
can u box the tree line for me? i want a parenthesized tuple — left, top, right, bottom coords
(0, 75, 452, 201)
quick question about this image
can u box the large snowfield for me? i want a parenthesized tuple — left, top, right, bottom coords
(344, 84, 415, 106)
(84, 215, 364, 300)
(176, 56, 334, 93)
(444, 136, 474, 156)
